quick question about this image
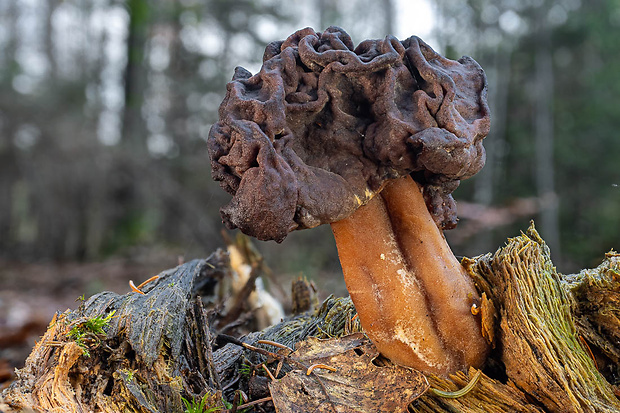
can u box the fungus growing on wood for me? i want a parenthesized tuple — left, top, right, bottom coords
(208, 27, 490, 376)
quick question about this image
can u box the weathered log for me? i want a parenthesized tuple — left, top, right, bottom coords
(563, 250, 620, 385)
(410, 223, 620, 412)
(465, 224, 620, 412)
(212, 224, 620, 412)
(3, 224, 620, 412)
(2, 253, 228, 413)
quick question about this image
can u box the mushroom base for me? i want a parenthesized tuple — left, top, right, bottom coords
(330, 175, 489, 376)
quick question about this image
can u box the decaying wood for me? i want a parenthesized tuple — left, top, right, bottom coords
(291, 276, 319, 316)
(563, 251, 620, 385)
(411, 368, 542, 412)
(2, 253, 230, 412)
(3, 225, 620, 412)
(412, 223, 620, 412)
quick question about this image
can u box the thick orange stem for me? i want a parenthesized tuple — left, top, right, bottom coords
(330, 176, 489, 375)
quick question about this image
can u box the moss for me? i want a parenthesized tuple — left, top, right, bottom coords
(67, 310, 116, 357)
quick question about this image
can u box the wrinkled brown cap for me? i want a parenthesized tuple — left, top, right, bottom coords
(208, 26, 490, 242)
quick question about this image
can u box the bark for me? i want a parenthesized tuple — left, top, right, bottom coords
(2, 253, 229, 412)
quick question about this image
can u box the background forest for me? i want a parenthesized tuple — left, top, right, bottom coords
(0, 0, 619, 291)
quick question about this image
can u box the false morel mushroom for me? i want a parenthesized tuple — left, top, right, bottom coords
(208, 27, 491, 376)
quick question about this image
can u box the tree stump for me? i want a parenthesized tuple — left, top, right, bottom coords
(2, 253, 227, 413)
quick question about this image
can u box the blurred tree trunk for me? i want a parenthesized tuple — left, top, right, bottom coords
(157, 2, 217, 246)
(44, 0, 59, 80)
(0, 0, 19, 258)
(534, 5, 561, 260)
(473, 44, 512, 254)
(122, 0, 149, 153)
(318, 0, 340, 30)
(115, 0, 151, 248)
(0, 135, 17, 258)
(382, 0, 393, 35)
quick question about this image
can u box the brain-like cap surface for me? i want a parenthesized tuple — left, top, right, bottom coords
(208, 27, 490, 242)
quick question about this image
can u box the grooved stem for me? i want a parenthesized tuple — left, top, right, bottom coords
(330, 175, 489, 375)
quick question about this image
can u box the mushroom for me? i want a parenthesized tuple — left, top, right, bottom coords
(208, 27, 490, 376)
